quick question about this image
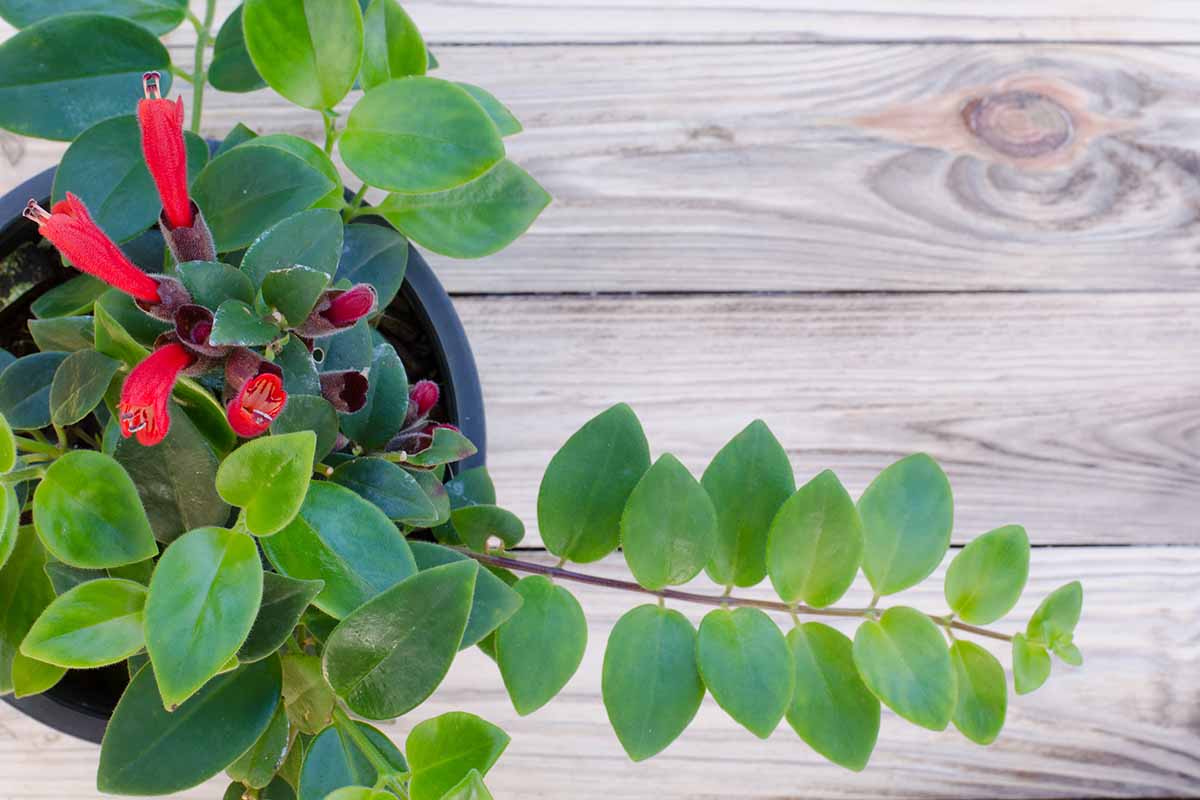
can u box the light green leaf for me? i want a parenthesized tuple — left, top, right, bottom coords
(696, 607, 793, 738)
(409, 542, 523, 650)
(297, 721, 406, 800)
(766, 469, 863, 608)
(216, 431, 316, 535)
(852, 606, 956, 731)
(602, 604, 704, 761)
(30, 274, 107, 319)
(281, 653, 334, 735)
(495, 575, 586, 715)
(227, 704, 291, 789)
(263, 266, 331, 326)
(242, 208, 345, 285)
(11, 653, 66, 697)
(457, 83, 522, 137)
(244, 0, 364, 109)
(406, 711, 509, 800)
(20, 578, 146, 668)
(449, 504, 524, 553)
(944, 525, 1030, 625)
(950, 640, 1007, 745)
(361, 0, 427, 89)
(439, 771, 493, 800)
(49, 349, 120, 426)
(858, 453, 953, 596)
(1012, 632, 1051, 695)
(620, 453, 716, 590)
(1027, 581, 1083, 647)
(702, 419, 795, 588)
(208, 4, 267, 92)
(0, 352, 69, 430)
(0, 526, 56, 694)
(209, 299, 281, 347)
(0, 485, 17, 570)
(145, 527, 264, 709)
(243, 134, 344, 210)
(406, 426, 477, 468)
(0, 411, 15, 473)
(537, 403, 650, 563)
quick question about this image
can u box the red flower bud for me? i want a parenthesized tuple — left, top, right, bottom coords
(138, 72, 193, 230)
(23, 194, 161, 303)
(118, 342, 195, 446)
(408, 380, 439, 418)
(295, 284, 378, 338)
(227, 373, 288, 438)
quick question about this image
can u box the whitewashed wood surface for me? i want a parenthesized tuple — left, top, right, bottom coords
(2, 3, 1198, 799)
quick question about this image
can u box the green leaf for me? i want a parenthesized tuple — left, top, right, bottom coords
(406, 712, 509, 800)
(406, 427, 478, 468)
(33, 450, 157, 568)
(950, 640, 1006, 745)
(19, 578, 146, 668)
(97, 287, 169, 345)
(263, 267, 331, 327)
(282, 653, 335, 734)
(450, 504, 524, 553)
(192, 147, 337, 252)
(11, 653, 66, 697)
(276, 730, 306, 791)
(297, 722, 406, 800)
(145, 527, 264, 709)
(239, 572, 326, 663)
(786, 622, 879, 771)
(49, 349, 119, 426)
(944, 525, 1030, 625)
(439, 772, 493, 800)
(216, 431, 316, 535)
(0, 0, 187, 33)
(28, 316, 94, 352)
(537, 403, 650, 563)
(115, 399, 231, 542)
(330, 457, 437, 524)
(216, 122, 259, 156)
(859, 454, 954, 597)
(98, 657, 282, 795)
(31, 274, 107, 318)
(210, 299, 282, 347)
(766, 469, 863, 608)
(696, 607, 793, 738)
(243, 135, 344, 210)
(457, 83, 522, 137)
(620, 453, 716, 590)
(494, 575, 585, 715)
(340, 344, 408, 450)
(323, 560, 477, 718)
(0, 351, 69, 430)
(208, 3, 267, 92)
(409, 542, 523, 650)
(852, 606, 956, 731)
(176, 377, 239, 455)
(602, 605, 704, 761)
(335, 223, 409, 309)
(0, 14, 171, 140)
(341, 77, 505, 193)
(243, 0, 364, 109)
(278, 334, 322, 395)
(361, 0, 427, 90)
(318, 318, 372, 373)
(242, 209, 346, 286)
(702, 419, 795, 588)
(228, 704, 291, 789)
(1012, 632, 1051, 695)
(411, 468, 452, 527)
(324, 789, 389, 800)
(271, 395, 339, 463)
(51, 115, 208, 243)
(0, 484, 17, 570)
(43, 558, 105, 594)
(0, 526, 56, 694)
(375, 160, 549, 260)
(261, 481, 418, 618)
(178, 260, 256, 309)
(1027, 581, 1083, 647)
(92, 301, 149, 365)
(0, 411, 14, 473)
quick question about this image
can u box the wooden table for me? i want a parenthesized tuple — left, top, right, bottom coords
(2, 3, 1198, 798)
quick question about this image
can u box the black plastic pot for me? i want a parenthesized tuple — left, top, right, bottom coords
(0, 165, 486, 743)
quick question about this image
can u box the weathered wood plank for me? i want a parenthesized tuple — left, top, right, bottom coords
(1, 547, 1197, 799)
(8, 44, 1200, 292)
(462, 292, 1200, 548)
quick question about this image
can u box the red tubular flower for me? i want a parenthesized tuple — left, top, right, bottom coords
(227, 373, 288, 438)
(138, 72, 192, 230)
(119, 343, 195, 446)
(23, 195, 161, 303)
(409, 380, 439, 418)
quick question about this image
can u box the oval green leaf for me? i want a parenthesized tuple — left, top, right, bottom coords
(243, 134, 344, 210)
(0, 351, 69, 430)
(696, 607, 793, 738)
(216, 431, 316, 536)
(297, 721, 406, 800)
(263, 266, 331, 326)
(243, 0, 363, 109)
(29, 316, 95, 353)
(339, 344, 408, 450)
(852, 606, 956, 731)
(242, 208, 345, 286)
(440, 772, 493, 800)
(406, 711, 509, 800)
(49, 349, 120, 426)
(209, 299, 282, 347)
(335, 223, 409, 309)
(31, 274, 107, 319)
(620, 453, 716, 590)
(494, 575, 586, 715)
(0, 0, 187, 33)
(330, 457, 437, 524)
(177, 260, 256, 309)
(239, 572, 325, 663)
(271, 395, 339, 463)
(0, 411, 15, 473)
(1012, 632, 1051, 695)
(409, 542, 523, 650)
(361, 0, 427, 89)
(11, 653, 66, 697)
(1026, 581, 1083, 646)
(208, 4, 267, 92)
(457, 83, 522, 137)
(227, 703, 291, 789)
(950, 639, 1007, 745)
(450, 504, 524, 553)
(944, 524, 1030, 625)
(0, 525, 56, 694)
(20, 578, 146, 668)
(0, 484, 17, 570)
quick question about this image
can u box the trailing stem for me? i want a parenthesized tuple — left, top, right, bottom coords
(458, 549, 1014, 643)
(188, 0, 218, 133)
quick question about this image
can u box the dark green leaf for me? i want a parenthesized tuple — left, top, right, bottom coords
(341, 77, 505, 193)
(210, 299, 281, 347)
(375, 160, 548, 259)
(944, 525, 1029, 625)
(261, 481, 418, 618)
(19, 578, 146, 668)
(43, 559, 105, 594)
(0, 14, 171, 140)
(702, 420, 795, 588)
(537, 403, 650, 563)
(242, 209, 345, 286)
(277, 334, 322, 395)
(858, 454, 953, 596)
(243, 0, 364, 109)
(271, 395, 339, 462)
(208, 3, 267, 92)
(239, 572, 326, 663)
(409, 542, 522, 650)
(33, 450, 157, 568)
(92, 301, 149, 365)
(228, 704, 291, 788)
(696, 607, 793, 738)
(330, 457, 437, 523)
(263, 266, 331, 326)
(242, 135, 344, 210)
(450, 504, 524, 553)
(620, 453, 716, 591)
(785, 622, 879, 771)
(217, 122, 259, 156)
(1012, 632, 1051, 695)
(145, 526, 264, 708)
(31, 274, 107, 318)
(950, 640, 1006, 745)
(28, 316, 94, 352)
(340, 344, 408, 450)
(97, 288, 169, 346)
(852, 606, 956, 731)
(323, 560, 477, 718)
(458, 83, 522, 137)
(410, 468, 451, 527)
(216, 431, 316, 535)
(602, 604, 704, 761)
(406, 426, 477, 467)
(406, 712, 509, 800)
(766, 469, 863, 608)
(336, 223, 408, 309)
(0, 0, 187, 34)
(297, 722, 406, 800)
(49, 349, 119, 426)
(0, 526, 55, 694)
(317, 318, 372, 373)
(98, 658, 282, 795)
(361, 0, 427, 90)
(0, 351, 68, 429)
(495, 575, 585, 715)
(177, 260, 256, 308)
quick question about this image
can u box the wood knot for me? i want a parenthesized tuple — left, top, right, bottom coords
(962, 91, 1073, 159)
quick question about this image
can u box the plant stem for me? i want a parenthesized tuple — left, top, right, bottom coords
(342, 183, 369, 221)
(458, 550, 1014, 643)
(189, 0, 218, 133)
(13, 436, 62, 457)
(331, 706, 399, 779)
(322, 111, 339, 155)
(2, 465, 46, 485)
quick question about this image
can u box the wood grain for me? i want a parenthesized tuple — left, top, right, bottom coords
(1, 547, 1197, 799)
(9, 44, 1200, 292)
(462, 291, 1200, 548)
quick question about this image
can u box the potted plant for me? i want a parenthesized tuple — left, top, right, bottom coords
(0, 2, 1087, 799)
